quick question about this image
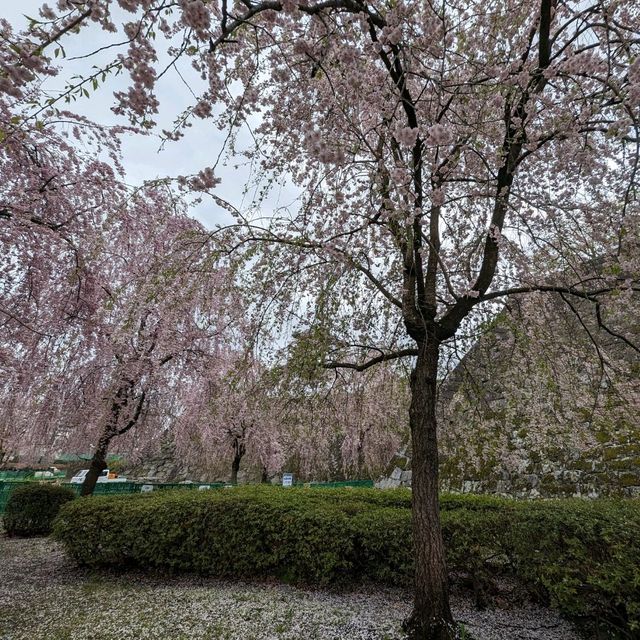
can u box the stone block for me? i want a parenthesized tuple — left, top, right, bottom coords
(400, 470, 412, 484)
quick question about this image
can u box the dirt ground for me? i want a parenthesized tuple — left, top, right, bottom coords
(0, 536, 584, 640)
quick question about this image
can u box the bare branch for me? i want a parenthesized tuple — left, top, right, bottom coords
(324, 347, 418, 371)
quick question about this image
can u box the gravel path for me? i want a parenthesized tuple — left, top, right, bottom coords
(0, 536, 584, 640)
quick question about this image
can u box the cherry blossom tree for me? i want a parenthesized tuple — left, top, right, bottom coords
(2, 178, 236, 494)
(1, 89, 131, 471)
(174, 350, 286, 484)
(76, 204, 235, 496)
(0, 85, 128, 366)
(276, 358, 409, 480)
(0, 93, 239, 493)
(334, 367, 408, 478)
(171, 345, 407, 483)
(3, 2, 640, 637)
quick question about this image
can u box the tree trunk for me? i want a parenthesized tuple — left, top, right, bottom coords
(261, 465, 269, 483)
(79, 380, 145, 496)
(230, 453, 242, 484)
(403, 339, 456, 640)
(80, 431, 113, 496)
(356, 428, 367, 478)
(230, 430, 246, 485)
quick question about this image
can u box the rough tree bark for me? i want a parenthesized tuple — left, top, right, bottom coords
(230, 429, 246, 485)
(230, 451, 242, 484)
(80, 431, 113, 497)
(403, 338, 456, 639)
(80, 384, 146, 496)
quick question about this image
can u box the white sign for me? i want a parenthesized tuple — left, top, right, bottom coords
(140, 484, 154, 493)
(282, 473, 294, 487)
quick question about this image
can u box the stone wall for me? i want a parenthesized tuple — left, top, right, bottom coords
(377, 293, 640, 498)
(124, 439, 197, 483)
(124, 438, 260, 484)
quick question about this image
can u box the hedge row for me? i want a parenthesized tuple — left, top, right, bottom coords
(53, 486, 640, 638)
(4, 483, 76, 536)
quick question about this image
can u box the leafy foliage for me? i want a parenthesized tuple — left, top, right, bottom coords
(504, 500, 640, 638)
(4, 483, 75, 537)
(54, 487, 640, 637)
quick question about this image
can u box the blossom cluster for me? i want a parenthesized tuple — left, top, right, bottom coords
(180, 0, 211, 33)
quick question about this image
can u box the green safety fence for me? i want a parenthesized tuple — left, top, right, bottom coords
(0, 480, 228, 513)
(0, 478, 374, 515)
(0, 470, 34, 481)
(0, 481, 27, 513)
(61, 481, 228, 498)
(0, 470, 66, 481)
(306, 479, 374, 489)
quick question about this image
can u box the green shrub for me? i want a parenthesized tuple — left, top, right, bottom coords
(4, 483, 76, 536)
(350, 505, 412, 585)
(53, 487, 640, 638)
(505, 499, 640, 638)
(54, 487, 370, 585)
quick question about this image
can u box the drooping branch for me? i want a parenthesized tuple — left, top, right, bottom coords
(0, 207, 65, 232)
(346, 257, 402, 309)
(442, 280, 640, 356)
(32, 8, 93, 56)
(595, 303, 640, 354)
(559, 291, 607, 374)
(210, 0, 384, 51)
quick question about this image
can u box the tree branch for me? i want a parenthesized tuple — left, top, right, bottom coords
(323, 347, 418, 371)
(477, 282, 639, 303)
(117, 390, 147, 436)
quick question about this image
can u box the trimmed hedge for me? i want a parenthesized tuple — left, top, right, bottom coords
(505, 499, 640, 638)
(53, 487, 640, 638)
(4, 483, 76, 536)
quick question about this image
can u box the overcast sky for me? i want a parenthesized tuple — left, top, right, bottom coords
(4, 3, 298, 229)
